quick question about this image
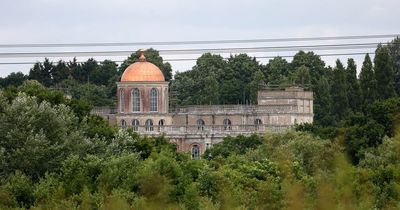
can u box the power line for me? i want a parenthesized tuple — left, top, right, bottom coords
(0, 42, 388, 58)
(0, 52, 375, 65)
(0, 34, 398, 48)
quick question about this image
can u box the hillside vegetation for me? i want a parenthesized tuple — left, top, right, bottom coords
(0, 81, 399, 209)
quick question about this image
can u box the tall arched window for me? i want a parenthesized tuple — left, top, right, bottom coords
(132, 119, 139, 131)
(191, 145, 200, 159)
(119, 89, 125, 113)
(197, 119, 205, 131)
(145, 119, 153, 131)
(223, 119, 232, 130)
(121, 119, 127, 129)
(132, 88, 140, 112)
(255, 119, 262, 130)
(158, 119, 165, 132)
(150, 88, 158, 112)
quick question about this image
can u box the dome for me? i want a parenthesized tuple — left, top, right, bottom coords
(120, 52, 165, 82)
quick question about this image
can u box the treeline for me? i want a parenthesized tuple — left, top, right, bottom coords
(1, 38, 399, 126)
(0, 49, 172, 106)
(0, 81, 400, 209)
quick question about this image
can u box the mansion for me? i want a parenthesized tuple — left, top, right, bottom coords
(93, 52, 314, 158)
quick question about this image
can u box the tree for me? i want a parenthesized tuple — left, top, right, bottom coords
(0, 72, 28, 88)
(374, 44, 396, 99)
(190, 53, 226, 104)
(291, 51, 326, 86)
(265, 57, 289, 85)
(290, 65, 311, 86)
(28, 58, 53, 87)
(202, 72, 220, 104)
(222, 54, 262, 104)
(169, 71, 197, 106)
(359, 54, 377, 108)
(331, 60, 349, 121)
(313, 77, 334, 126)
(346, 58, 361, 112)
(51, 60, 70, 85)
(81, 58, 99, 83)
(248, 70, 266, 104)
(119, 49, 173, 81)
(90, 60, 118, 86)
(0, 93, 94, 179)
(387, 37, 400, 95)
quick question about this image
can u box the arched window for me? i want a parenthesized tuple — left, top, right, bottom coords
(132, 119, 139, 131)
(255, 119, 262, 130)
(132, 88, 140, 112)
(223, 119, 232, 130)
(145, 119, 153, 131)
(197, 119, 205, 131)
(119, 89, 125, 113)
(158, 119, 165, 132)
(191, 145, 200, 159)
(150, 88, 158, 112)
(121, 119, 127, 129)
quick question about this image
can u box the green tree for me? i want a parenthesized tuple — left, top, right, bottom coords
(314, 77, 334, 126)
(169, 71, 197, 106)
(346, 58, 361, 112)
(265, 56, 289, 85)
(28, 58, 53, 87)
(387, 37, 400, 94)
(221, 54, 262, 104)
(374, 44, 396, 99)
(0, 72, 28, 88)
(290, 65, 311, 86)
(51, 60, 70, 85)
(291, 51, 326, 86)
(0, 93, 96, 179)
(248, 70, 266, 104)
(119, 48, 172, 81)
(331, 60, 349, 121)
(81, 58, 99, 83)
(359, 54, 377, 108)
(202, 72, 220, 104)
(90, 60, 118, 86)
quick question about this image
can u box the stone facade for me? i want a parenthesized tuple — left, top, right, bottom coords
(95, 85, 313, 158)
(92, 51, 313, 157)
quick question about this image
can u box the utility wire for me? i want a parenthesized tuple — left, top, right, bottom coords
(0, 34, 398, 48)
(0, 42, 389, 58)
(0, 52, 375, 65)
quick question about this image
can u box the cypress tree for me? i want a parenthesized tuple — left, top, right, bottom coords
(331, 59, 349, 121)
(387, 37, 400, 95)
(359, 54, 377, 108)
(346, 58, 361, 112)
(374, 44, 396, 99)
(28, 58, 53, 87)
(314, 77, 334, 126)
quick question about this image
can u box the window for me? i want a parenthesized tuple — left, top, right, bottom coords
(192, 145, 200, 159)
(132, 88, 140, 112)
(119, 89, 125, 113)
(132, 119, 139, 131)
(121, 119, 127, 129)
(223, 119, 232, 130)
(145, 119, 153, 132)
(255, 119, 262, 130)
(158, 119, 165, 131)
(150, 88, 158, 112)
(197, 119, 205, 131)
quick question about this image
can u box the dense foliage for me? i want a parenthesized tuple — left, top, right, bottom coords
(1, 38, 400, 209)
(0, 81, 399, 209)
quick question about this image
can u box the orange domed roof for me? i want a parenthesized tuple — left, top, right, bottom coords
(120, 52, 165, 82)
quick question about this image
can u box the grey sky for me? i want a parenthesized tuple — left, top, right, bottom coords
(0, 0, 399, 77)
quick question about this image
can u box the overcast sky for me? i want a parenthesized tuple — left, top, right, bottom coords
(0, 0, 399, 77)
